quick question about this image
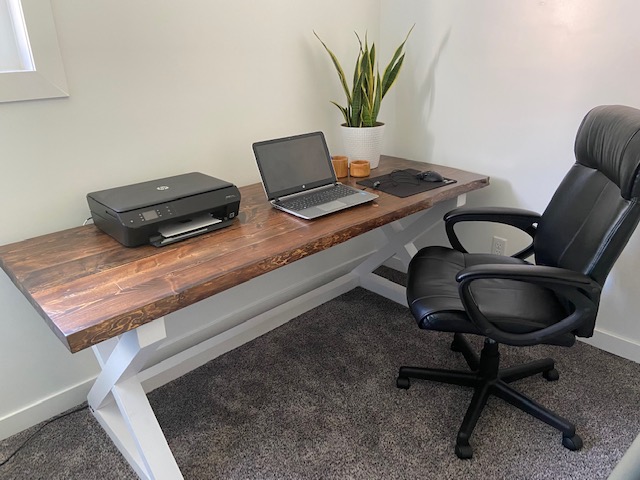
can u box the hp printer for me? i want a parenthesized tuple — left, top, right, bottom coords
(87, 172, 241, 247)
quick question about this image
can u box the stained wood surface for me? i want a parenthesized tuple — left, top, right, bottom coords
(0, 156, 489, 353)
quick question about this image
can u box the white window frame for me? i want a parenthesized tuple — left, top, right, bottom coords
(0, 0, 68, 103)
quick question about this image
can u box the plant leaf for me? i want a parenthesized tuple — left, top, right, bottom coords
(361, 87, 373, 127)
(367, 43, 376, 101)
(316, 25, 413, 127)
(381, 24, 414, 98)
(360, 45, 370, 97)
(381, 54, 404, 99)
(371, 71, 382, 124)
(330, 101, 349, 125)
(350, 72, 364, 126)
(384, 24, 414, 76)
(314, 31, 352, 106)
(352, 45, 362, 102)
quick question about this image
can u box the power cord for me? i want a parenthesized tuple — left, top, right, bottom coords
(0, 404, 88, 468)
(371, 169, 425, 189)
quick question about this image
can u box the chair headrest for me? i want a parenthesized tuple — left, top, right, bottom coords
(575, 105, 640, 200)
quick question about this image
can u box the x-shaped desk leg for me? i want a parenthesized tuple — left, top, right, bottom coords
(352, 195, 465, 304)
(88, 318, 183, 480)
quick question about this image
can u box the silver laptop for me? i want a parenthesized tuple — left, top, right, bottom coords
(252, 131, 378, 219)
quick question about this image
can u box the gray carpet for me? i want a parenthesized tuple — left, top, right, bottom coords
(1, 268, 639, 479)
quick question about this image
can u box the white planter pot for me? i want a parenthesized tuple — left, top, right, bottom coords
(340, 122, 386, 169)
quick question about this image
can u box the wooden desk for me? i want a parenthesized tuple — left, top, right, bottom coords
(0, 156, 488, 479)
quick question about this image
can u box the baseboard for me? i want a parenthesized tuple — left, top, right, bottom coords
(0, 378, 94, 441)
(579, 328, 640, 364)
(608, 429, 640, 479)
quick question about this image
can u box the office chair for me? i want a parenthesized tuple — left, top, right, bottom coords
(397, 105, 640, 459)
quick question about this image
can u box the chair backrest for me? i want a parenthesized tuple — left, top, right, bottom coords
(534, 105, 640, 286)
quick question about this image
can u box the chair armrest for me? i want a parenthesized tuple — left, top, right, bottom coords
(455, 264, 601, 346)
(444, 207, 541, 259)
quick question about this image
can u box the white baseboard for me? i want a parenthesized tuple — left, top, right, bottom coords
(580, 328, 640, 364)
(0, 378, 94, 441)
(608, 429, 640, 480)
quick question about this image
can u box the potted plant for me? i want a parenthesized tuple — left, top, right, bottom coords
(315, 26, 413, 168)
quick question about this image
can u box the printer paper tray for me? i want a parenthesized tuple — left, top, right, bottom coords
(151, 213, 222, 247)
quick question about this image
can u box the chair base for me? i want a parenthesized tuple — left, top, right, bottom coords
(397, 333, 583, 459)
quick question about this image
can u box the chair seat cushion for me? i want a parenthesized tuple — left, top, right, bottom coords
(407, 246, 575, 347)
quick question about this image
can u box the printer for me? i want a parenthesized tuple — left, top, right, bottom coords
(87, 172, 241, 247)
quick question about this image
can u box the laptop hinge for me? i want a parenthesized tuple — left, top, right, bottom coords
(274, 183, 337, 202)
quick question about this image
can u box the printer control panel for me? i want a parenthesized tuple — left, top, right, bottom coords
(116, 205, 175, 226)
(136, 205, 174, 224)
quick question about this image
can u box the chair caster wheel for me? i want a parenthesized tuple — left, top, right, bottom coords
(543, 368, 560, 381)
(562, 433, 583, 451)
(396, 376, 411, 389)
(455, 443, 473, 459)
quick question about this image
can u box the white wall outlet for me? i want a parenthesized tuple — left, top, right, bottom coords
(491, 236, 507, 256)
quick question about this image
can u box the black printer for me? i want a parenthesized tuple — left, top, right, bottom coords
(87, 172, 241, 247)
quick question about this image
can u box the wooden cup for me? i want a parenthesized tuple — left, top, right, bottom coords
(331, 155, 349, 178)
(350, 160, 371, 178)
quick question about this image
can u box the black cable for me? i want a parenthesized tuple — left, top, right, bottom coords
(0, 404, 88, 468)
(372, 169, 423, 190)
(390, 169, 423, 184)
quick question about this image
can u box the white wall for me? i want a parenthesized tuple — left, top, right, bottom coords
(3, 0, 640, 441)
(382, 0, 640, 359)
(0, 0, 384, 439)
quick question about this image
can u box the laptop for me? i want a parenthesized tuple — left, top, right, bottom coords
(252, 131, 378, 219)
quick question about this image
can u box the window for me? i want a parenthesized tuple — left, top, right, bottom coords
(0, 0, 68, 103)
(0, 0, 34, 72)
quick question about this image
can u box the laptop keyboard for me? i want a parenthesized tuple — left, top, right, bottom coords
(278, 184, 356, 211)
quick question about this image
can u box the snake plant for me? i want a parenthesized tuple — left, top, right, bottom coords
(315, 26, 413, 127)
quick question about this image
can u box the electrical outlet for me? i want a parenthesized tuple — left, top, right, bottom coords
(491, 236, 507, 256)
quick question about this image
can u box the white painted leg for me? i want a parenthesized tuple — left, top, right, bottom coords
(351, 207, 440, 279)
(353, 196, 466, 304)
(92, 336, 119, 368)
(380, 223, 416, 271)
(359, 273, 408, 306)
(88, 318, 183, 480)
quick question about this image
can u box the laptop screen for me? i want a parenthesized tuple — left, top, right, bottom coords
(253, 131, 336, 200)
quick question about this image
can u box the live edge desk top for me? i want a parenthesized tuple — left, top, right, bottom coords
(0, 156, 489, 354)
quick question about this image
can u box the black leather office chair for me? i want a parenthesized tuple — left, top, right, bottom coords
(397, 105, 640, 459)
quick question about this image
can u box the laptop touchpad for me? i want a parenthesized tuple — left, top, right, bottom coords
(318, 200, 346, 211)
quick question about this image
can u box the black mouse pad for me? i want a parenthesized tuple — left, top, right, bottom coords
(356, 168, 456, 198)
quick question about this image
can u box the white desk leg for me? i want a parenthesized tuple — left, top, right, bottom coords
(354, 196, 466, 305)
(380, 223, 418, 271)
(88, 317, 183, 480)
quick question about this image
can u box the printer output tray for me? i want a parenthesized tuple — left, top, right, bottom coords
(151, 213, 224, 247)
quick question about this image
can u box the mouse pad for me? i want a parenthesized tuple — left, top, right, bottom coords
(356, 169, 456, 198)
